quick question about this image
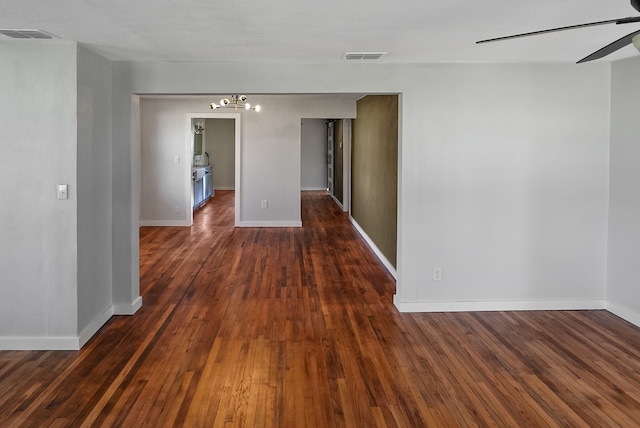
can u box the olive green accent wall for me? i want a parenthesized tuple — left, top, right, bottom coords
(334, 119, 344, 204)
(352, 95, 398, 267)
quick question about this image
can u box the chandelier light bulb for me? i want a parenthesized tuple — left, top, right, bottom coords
(255, 105, 261, 112)
(245, 103, 251, 110)
(239, 95, 247, 102)
(220, 98, 230, 106)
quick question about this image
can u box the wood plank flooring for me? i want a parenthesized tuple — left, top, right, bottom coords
(3, 190, 640, 426)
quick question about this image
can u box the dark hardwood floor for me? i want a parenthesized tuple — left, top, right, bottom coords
(2, 190, 640, 426)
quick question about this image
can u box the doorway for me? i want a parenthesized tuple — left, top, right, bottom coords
(186, 112, 241, 226)
(299, 118, 351, 213)
(329, 119, 351, 213)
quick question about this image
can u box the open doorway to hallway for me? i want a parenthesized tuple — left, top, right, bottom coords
(300, 118, 351, 214)
(192, 117, 236, 222)
(186, 112, 241, 227)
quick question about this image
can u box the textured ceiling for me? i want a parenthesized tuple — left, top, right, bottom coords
(1, 0, 639, 63)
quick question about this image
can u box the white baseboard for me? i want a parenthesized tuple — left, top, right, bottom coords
(0, 336, 81, 351)
(330, 194, 344, 211)
(237, 221, 302, 227)
(78, 304, 115, 348)
(393, 297, 640, 330)
(140, 220, 190, 227)
(215, 186, 235, 190)
(114, 296, 143, 315)
(606, 301, 640, 329)
(0, 297, 143, 351)
(350, 216, 397, 280)
(393, 296, 607, 313)
(0, 306, 116, 350)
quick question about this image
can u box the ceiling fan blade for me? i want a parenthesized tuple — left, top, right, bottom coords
(477, 16, 640, 44)
(577, 29, 640, 63)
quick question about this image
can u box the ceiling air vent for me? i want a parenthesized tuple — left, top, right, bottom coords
(344, 52, 388, 60)
(0, 29, 56, 40)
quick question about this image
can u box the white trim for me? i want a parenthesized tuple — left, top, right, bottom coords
(395, 99, 402, 302)
(342, 119, 351, 213)
(393, 296, 607, 313)
(0, 297, 142, 350)
(0, 336, 81, 351)
(140, 220, 190, 227)
(78, 305, 114, 348)
(215, 186, 235, 191)
(607, 301, 640, 329)
(2, 298, 631, 350)
(350, 216, 397, 279)
(331, 194, 344, 210)
(114, 296, 143, 315)
(237, 221, 303, 228)
(234, 116, 241, 227)
(301, 187, 327, 191)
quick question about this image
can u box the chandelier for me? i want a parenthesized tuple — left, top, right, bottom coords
(209, 95, 261, 112)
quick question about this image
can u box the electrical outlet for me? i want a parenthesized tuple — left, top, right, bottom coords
(433, 267, 442, 281)
(261, 200, 268, 209)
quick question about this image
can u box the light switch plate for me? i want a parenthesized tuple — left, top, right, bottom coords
(57, 184, 68, 200)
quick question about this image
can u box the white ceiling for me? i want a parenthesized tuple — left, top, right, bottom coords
(1, 0, 639, 63)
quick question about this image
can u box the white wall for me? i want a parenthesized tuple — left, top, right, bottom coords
(397, 64, 610, 310)
(301, 119, 327, 190)
(139, 96, 356, 227)
(607, 55, 640, 323)
(0, 41, 79, 348)
(204, 118, 235, 189)
(239, 96, 355, 226)
(140, 98, 192, 225)
(76, 45, 114, 340)
(112, 61, 611, 314)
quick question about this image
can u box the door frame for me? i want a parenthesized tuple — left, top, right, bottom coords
(185, 112, 241, 226)
(327, 120, 334, 195)
(341, 119, 352, 213)
(327, 119, 351, 213)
